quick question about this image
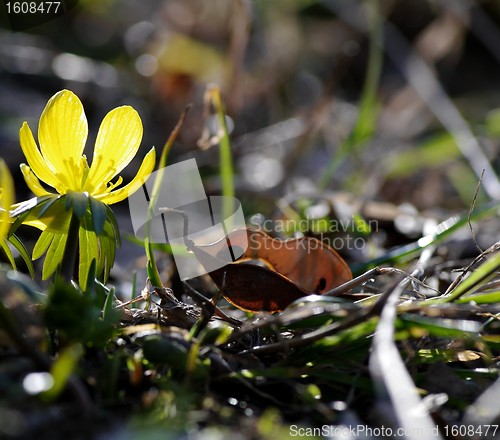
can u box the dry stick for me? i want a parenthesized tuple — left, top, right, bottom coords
(324, 266, 390, 297)
(221, 267, 398, 348)
(234, 265, 440, 355)
(115, 295, 146, 309)
(222, 267, 392, 347)
(237, 291, 386, 355)
(383, 266, 441, 296)
(227, 265, 415, 350)
(236, 268, 401, 355)
(443, 240, 500, 296)
(183, 281, 241, 328)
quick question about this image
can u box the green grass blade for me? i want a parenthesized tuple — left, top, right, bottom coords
(318, 0, 383, 189)
(427, 251, 500, 304)
(349, 0, 383, 146)
(399, 314, 482, 338)
(145, 107, 190, 288)
(352, 199, 500, 274)
(208, 85, 235, 205)
(455, 291, 500, 305)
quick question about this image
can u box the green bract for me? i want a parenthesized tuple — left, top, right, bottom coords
(0, 160, 34, 275)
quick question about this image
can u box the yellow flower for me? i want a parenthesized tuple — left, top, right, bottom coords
(0, 159, 14, 242)
(19, 89, 155, 205)
(14, 89, 156, 288)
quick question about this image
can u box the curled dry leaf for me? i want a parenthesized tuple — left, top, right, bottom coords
(188, 228, 352, 312)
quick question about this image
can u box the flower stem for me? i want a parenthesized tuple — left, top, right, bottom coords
(60, 212, 80, 284)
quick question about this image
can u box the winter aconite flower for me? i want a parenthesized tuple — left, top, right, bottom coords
(14, 90, 156, 288)
(0, 160, 13, 243)
(20, 89, 155, 205)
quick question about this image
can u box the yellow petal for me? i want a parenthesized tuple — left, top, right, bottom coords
(0, 160, 14, 241)
(96, 147, 156, 205)
(20, 122, 61, 190)
(86, 106, 143, 192)
(105, 176, 123, 193)
(21, 218, 48, 231)
(38, 90, 88, 188)
(20, 164, 53, 197)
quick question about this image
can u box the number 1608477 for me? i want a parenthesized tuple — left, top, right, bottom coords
(5, 2, 61, 14)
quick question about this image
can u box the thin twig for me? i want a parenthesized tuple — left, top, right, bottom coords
(324, 266, 389, 296)
(183, 281, 241, 328)
(237, 272, 399, 356)
(443, 240, 500, 296)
